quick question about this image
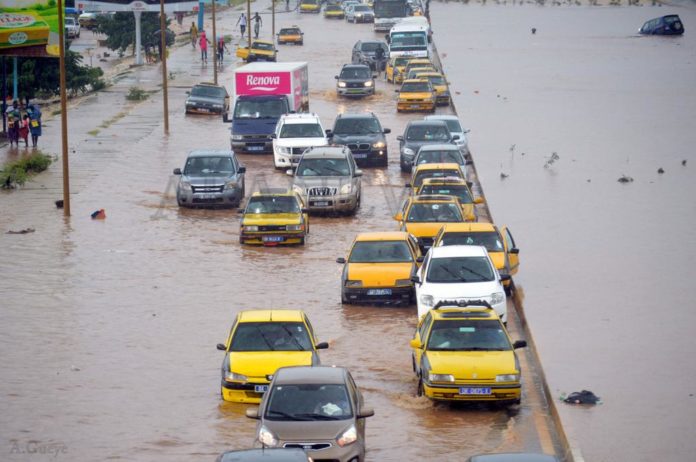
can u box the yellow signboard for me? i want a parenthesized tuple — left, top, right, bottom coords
(0, 2, 61, 57)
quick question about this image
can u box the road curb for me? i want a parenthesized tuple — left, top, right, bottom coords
(429, 38, 585, 462)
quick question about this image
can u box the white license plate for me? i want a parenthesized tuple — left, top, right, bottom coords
(459, 387, 491, 395)
(313, 201, 329, 207)
(367, 288, 392, 296)
(247, 146, 264, 151)
(410, 104, 421, 109)
(198, 194, 216, 199)
(353, 153, 367, 159)
(198, 108, 210, 113)
(254, 385, 269, 393)
(262, 236, 284, 243)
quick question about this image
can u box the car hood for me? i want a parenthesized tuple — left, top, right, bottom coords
(187, 95, 223, 106)
(294, 176, 350, 189)
(228, 351, 313, 379)
(420, 279, 502, 298)
(264, 419, 355, 442)
(232, 119, 279, 134)
(275, 138, 329, 148)
(182, 174, 231, 184)
(348, 262, 414, 286)
(332, 133, 382, 144)
(404, 222, 448, 238)
(243, 213, 302, 226)
(426, 350, 516, 380)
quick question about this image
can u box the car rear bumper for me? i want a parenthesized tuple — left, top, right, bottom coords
(240, 232, 305, 245)
(397, 101, 436, 112)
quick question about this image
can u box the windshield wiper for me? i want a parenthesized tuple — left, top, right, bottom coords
(255, 326, 275, 351)
(436, 265, 466, 282)
(293, 413, 344, 421)
(458, 266, 491, 282)
(280, 325, 306, 351)
(266, 410, 311, 421)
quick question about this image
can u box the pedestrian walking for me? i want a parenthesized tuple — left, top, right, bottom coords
(27, 104, 42, 147)
(217, 35, 228, 65)
(286, 0, 290, 11)
(374, 43, 385, 75)
(237, 13, 247, 38)
(252, 12, 262, 39)
(5, 100, 20, 147)
(190, 22, 198, 49)
(18, 114, 30, 147)
(199, 30, 210, 63)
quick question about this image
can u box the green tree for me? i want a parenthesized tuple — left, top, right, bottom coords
(17, 51, 105, 99)
(95, 12, 174, 56)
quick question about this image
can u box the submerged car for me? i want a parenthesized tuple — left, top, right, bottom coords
(396, 79, 437, 113)
(277, 26, 304, 45)
(335, 64, 376, 98)
(217, 310, 328, 403)
(290, 146, 362, 214)
(173, 150, 245, 208)
(337, 231, 423, 304)
(239, 189, 309, 246)
(395, 195, 466, 251)
(398, 120, 458, 172)
(411, 302, 527, 404)
(236, 39, 277, 62)
(185, 82, 230, 115)
(639, 14, 684, 35)
(246, 366, 374, 462)
(327, 112, 390, 166)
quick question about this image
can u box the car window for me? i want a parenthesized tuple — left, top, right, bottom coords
(427, 319, 511, 351)
(349, 241, 414, 263)
(340, 67, 371, 79)
(280, 123, 324, 138)
(400, 82, 431, 93)
(416, 150, 462, 166)
(296, 158, 350, 177)
(408, 235, 420, 256)
(333, 117, 381, 135)
(426, 256, 495, 283)
(421, 185, 472, 204)
(230, 322, 313, 351)
(246, 195, 301, 214)
(184, 156, 235, 175)
(440, 231, 504, 251)
(303, 315, 316, 343)
(407, 202, 463, 223)
(406, 125, 450, 141)
(418, 312, 433, 341)
(191, 85, 225, 98)
(504, 228, 516, 251)
(266, 384, 353, 420)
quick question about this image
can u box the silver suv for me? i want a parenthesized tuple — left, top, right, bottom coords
(173, 150, 245, 208)
(290, 146, 362, 214)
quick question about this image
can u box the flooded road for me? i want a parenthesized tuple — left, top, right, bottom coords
(433, 2, 696, 461)
(1, 3, 567, 461)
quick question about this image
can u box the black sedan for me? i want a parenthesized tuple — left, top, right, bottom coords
(327, 112, 390, 167)
(185, 83, 230, 115)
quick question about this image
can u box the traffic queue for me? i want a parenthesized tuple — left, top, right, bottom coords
(178, 2, 531, 461)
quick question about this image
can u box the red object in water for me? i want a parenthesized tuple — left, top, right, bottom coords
(91, 209, 106, 219)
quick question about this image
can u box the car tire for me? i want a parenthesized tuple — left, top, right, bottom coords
(417, 376, 424, 397)
(380, 155, 388, 167)
(299, 237, 305, 245)
(341, 291, 351, 304)
(504, 279, 515, 296)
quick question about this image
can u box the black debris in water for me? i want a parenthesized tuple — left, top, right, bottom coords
(658, 168, 665, 174)
(500, 172, 509, 179)
(618, 175, 634, 183)
(682, 160, 687, 166)
(6, 228, 35, 235)
(55, 200, 64, 209)
(531, 27, 537, 34)
(563, 390, 601, 405)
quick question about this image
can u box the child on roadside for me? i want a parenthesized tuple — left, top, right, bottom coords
(19, 114, 30, 147)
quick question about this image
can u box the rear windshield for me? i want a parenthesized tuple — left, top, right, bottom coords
(421, 185, 472, 204)
(414, 169, 463, 188)
(406, 202, 463, 223)
(349, 240, 413, 263)
(230, 322, 312, 351)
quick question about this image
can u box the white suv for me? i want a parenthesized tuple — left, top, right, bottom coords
(272, 113, 329, 169)
(413, 245, 508, 322)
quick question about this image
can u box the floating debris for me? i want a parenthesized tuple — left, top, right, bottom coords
(55, 200, 64, 209)
(531, 27, 537, 34)
(509, 144, 516, 152)
(657, 168, 665, 174)
(6, 228, 35, 235)
(682, 160, 687, 166)
(500, 172, 509, 179)
(618, 175, 634, 183)
(91, 209, 107, 219)
(544, 152, 560, 168)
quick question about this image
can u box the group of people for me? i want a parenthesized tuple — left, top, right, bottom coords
(5, 100, 42, 148)
(188, 12, 263, 65)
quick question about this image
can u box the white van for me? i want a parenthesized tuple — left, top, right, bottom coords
(388, 21, 430, 59)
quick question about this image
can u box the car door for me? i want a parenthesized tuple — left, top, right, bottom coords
(352, 41, 361, 63)
(414, 251, 430, 305)
(348, 153, 361, 197)
(500, 226, 519, 275)
(413, 311, 433, 375)
(346, 372, 366, 437)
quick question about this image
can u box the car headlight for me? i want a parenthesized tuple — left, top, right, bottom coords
(276, 146, 290, 155)
(496, 374, 520, 382)
(212, 104, 223, 108)
(186, 101, 196, 106)
(395, 278, 412, 287)
(286, 224, 305, 231)
(243, 225, 259, 232)
(364, 81, 373, 87)
(345, 280, 363, 288)
(225, 371, 248, 382)
(372, 141, 386, 149)
(337, 425, 357, 447)
(225, 180, 238, 190)
(428, 373, 455, 383)
(179, 181, 192, 192)
(340, 183, 352, 194)
(491, 291, 505, 305)
(419, 294, 434, 307)
(338, 81, 347, 88)
(258, 425, 279, 447)
(402, 147, 415, 157)
(232, 134, 243, 141)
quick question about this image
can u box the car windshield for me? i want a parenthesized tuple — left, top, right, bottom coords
(303, 0, 318, 4)
(66, 18, 76, 25)
(281, 28, 300, 34)
(246, 196, 300, 214)
(230, 322, 312, 352)
(414, 170, 463, 187)
(296, 158, 350, 177)
(390, 32, 427, 48)
(340, 67, 371, 79)
(253, 42, 274, 51)
(406, 125, 449, 141)
(406, 202, 463, 223)
(427, 319, 511, 351)
(333, 117, 381, 135)
(421, 185, 472, 204)
(416, 150, 463, 165)
(191, 85, 225, 98)
(426, 256, 495, 283)
(354, 5, 371, 11)
(440, 119, 463, 134)
(183, 156, 235, 175)
(327, 5, 341, 11)
(440, 231, 504, 251)
(266, 384, 353, 421)
(234, 99, 287, 119)
(349, 240, 413, 263)
(280, 123, 324, 138)
(400, 82, 431, 93)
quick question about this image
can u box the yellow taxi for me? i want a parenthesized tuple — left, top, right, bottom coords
(217, 309, 329, 403)
(414, 71, 451, 106)
(277, 26, 304, 45)
(394, 195, 465, 250)
(417, 177, 482, 222)
(239, 189, 309, 246)
(386, 56, 412, 84)
(403, 58, 435, 77)
(433, 222, 520, 293)
(405, 66, 437, 80)
(336, 232, 423, 305)
(407, 163, 466, 195)
(324, 4, 345, 19)
(396, 79, 437, 113)
(410, 301, 527, 404)
(236, 39, 277, 62)
(300, 0, 321, 13)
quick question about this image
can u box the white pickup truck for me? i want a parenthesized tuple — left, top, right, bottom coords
(65, 17, 81, 39)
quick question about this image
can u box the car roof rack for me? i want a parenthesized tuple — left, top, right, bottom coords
(433, 299, 493, 310)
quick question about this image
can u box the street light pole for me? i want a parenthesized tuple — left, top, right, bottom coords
(57, 0, 70, 217)
(246, 0, 251, 47)
(272, 0, 276, 39)
(212, 0, 218, 84)
(160, 0, 170, 135)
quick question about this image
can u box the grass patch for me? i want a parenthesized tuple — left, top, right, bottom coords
(126, 86, 150, 101)
(52, 109, 61, 116)
(100, 111, 128, 129)
(1, 152, 53, 189)
(88, 129, 100, 136)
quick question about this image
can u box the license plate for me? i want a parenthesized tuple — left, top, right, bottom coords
(367, 288, 392, 296)
(198, 108, 210, 113)
(247, 146, 264, 151)
(262, 236, 284, 243)
(198, 194, 216, 199)
(410, 104, 421, 109)
(353, 153, 367, 159)
(254, 385, 269, 393)
(313, 201, 329, 207)
(459, 387, 491, 395)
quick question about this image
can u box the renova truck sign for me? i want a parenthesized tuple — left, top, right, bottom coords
(236, 72, 292, 95)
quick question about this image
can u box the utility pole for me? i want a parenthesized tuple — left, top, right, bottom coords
(247, 0, 251, 48)
(159, 0, 170, 135)
(57, 0, 71, 216)
(212, 0, 218, 84)
(272, 0, 276, 39)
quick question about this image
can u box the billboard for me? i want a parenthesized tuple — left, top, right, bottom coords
(77, 0, 198, 13)
(0, 1, 62, 57)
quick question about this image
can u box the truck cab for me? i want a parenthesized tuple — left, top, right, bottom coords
(227, 95, 290, 153)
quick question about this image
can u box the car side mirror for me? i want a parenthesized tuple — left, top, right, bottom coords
(451, 135, 460, 141)
(393, 212, 403, 221)
(286, 169, 294, 176)
(216, 343, 226, 351)
(409, 338, 422, 349)
(357, 407, 374, 419)
(301, 208, 310, 214)
(336, 257, 346, 264)
(510, 248, 519, 255)
(315, 341, 329, 350)
(500, 274, 512, 282)
(513, 340, 527, 349)
(383, 128, 391, 134)
(245, 407, 260, 420)
(334, 75, 339, 79)
(416, 256, 424, 263)
(354, 169, 363, 177)
(474, 197, 484, 204)
(410, 275, 420, 284)
(237, 166, 246, 174)
(396, 135, 404, 141)
(270, 133, 277, 139)
(173, 168, 182, 175)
